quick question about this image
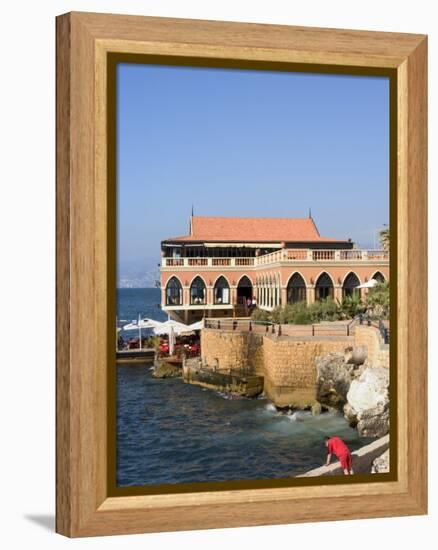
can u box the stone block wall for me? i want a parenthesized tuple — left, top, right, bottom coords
(200, 330, 263, 373)
(262, 337, 350, 408)
(354, 325, 389, 369)
(201, 329, 350, 408)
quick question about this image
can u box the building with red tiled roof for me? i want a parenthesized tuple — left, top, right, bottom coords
(160, 215, 389, 324)
(163, 216, 349, 245)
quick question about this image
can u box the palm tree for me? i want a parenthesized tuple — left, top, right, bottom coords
(379, 227, 389, 251)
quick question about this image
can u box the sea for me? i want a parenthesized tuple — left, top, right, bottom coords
(116, 288, 371, 487)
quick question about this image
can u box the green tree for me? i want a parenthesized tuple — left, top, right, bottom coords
(337, 294, 366, 319)
(379, 226, 390, 251)
(365, 281, 390, 319)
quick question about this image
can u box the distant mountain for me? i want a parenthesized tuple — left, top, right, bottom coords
(117, 258, 160, 289)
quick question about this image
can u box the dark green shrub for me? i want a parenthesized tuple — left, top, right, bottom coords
(337, 295, 366, 319)
(293, 310, 313, 324)
(307, 299, 340, 322)
(251, 308, 272, 323)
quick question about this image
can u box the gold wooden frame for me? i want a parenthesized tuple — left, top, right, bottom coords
(56, 12, 427, 537)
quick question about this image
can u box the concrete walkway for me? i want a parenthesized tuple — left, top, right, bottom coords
(297, 434, 389, 477)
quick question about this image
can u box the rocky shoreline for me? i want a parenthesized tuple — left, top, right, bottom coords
(312, 344, 390, 474)
(315, 349, 389, 439)
(153, 333, 390, 475)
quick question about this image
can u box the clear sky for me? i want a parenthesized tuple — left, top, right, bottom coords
(116, 63, 389, 286)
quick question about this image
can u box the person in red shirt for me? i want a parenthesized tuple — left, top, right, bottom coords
(325, 436, 354, 475)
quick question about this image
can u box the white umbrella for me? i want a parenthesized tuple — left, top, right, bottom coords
(187, 320, 204, 331)
(356, 279, 379, 289)
(122, 317, 161, 330)
(122, 316, 162, 350)
(153, 320, 188, 336)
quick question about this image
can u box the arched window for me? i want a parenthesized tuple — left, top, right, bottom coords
(315, 272, 334, 301)
(166, 277, 182, 306)
(343, 272, 360, 298)
(287, 273, 306, 304)
(214, 276, 230, 304)
(237, 276, 253, 303)
(372, 271, 385, 283)
(190, 276, 206, 305)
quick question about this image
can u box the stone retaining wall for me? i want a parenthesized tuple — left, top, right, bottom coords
(262, 337, 351, 407)
(354, 325, 389, 368)
(201, 329, 350, 407)
(200, 330, 264, 374)
(200, 324, 387, 408)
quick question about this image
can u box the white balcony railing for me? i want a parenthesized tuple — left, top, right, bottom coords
(161, 249, 389, 268)
(254, 249, 388, 265)
(162, 257, 256, 267)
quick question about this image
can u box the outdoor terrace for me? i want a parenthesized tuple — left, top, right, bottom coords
(161, 249, 389, 268)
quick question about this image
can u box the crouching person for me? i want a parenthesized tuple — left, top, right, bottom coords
(325, 436, 354, 475)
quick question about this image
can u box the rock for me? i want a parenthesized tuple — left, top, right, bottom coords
(315, 352, 354, 410)
(371, 449, 390, 473)
(343, 403, 358, 428)
(344, 346, 367, 366)
(347, 367, 389, 410)
(152, 363, 182, 379)
(311, 402, 322, 416)
(345, 367, 389, 437)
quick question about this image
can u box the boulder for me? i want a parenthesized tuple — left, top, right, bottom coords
(371, 449, 390, 473)
(315, 352, 354, 410)
(343, 403, 358, 428)
(344, 345, 367, 366)
(345, 367, 389, 437)
(152, 362, 182, 379)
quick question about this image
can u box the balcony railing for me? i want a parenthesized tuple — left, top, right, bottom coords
(255, 249, 389, 265)
(162, 249, 389, 268)
(162, 257, 256, 267)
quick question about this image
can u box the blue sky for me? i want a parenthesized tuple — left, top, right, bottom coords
(116, 63, 389, 284)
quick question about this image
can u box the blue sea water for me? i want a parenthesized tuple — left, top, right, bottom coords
(116, 288, 371, 487)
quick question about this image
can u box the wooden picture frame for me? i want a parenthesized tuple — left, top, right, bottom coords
(56, 11, 427, 537)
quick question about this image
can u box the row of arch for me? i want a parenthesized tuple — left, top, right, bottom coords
(166, 275, 253, 306)
(257, 271, 385, 308)
(255, 270, 385, 288)
(165, 271, 385, 307)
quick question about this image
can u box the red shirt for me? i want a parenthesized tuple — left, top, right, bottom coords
(327, 436, 351, 458)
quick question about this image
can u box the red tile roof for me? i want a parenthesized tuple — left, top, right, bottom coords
(164, 216, 346, 243)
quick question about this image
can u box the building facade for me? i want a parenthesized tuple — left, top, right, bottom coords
(160, 216, 389, 324)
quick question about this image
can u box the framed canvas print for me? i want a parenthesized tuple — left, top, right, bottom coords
(56, 12, 428, 537)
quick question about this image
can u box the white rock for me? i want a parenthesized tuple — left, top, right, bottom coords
(371, 449, 390, 473)
(347, 367, 389, 412)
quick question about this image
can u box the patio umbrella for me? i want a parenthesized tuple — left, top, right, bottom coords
(153, 320, 188, 336)
(187, 320, 204, 331)
(356, 279, 379, 289)
(122, 317, 162, 330)
(122, 316, 162, 349)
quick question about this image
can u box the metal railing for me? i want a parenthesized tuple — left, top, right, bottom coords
(204, 317, 356, 337)
(358, 315, 390, 344)
(379, 320, 390, 344)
